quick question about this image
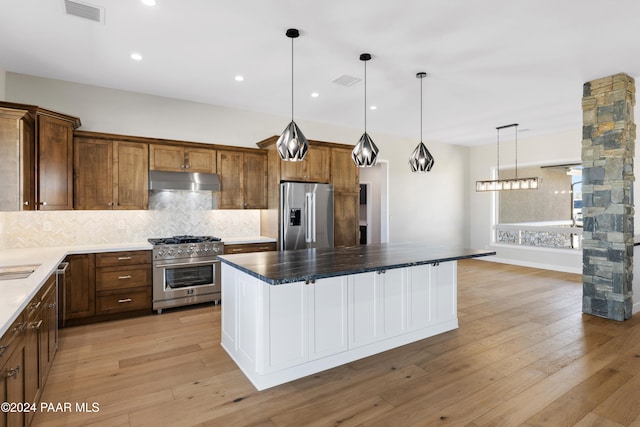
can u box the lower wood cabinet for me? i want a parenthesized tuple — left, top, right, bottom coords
(0, 314, 25, 427)
(223, 242, 276, 254)
(1, 273, 57, 427)
(65, 254, 96, 321)
(65, 250, 151, 326)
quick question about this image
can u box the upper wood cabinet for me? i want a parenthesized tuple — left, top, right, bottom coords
(0, 107, 35, 211)
(74, 134, 149, 210)
(37, 114, 77, 210)
(217, 149, 267, 209)
(280, 145, 330, 183)
(330, 147, 360, 193)
(0, 102, 80, 211)
(149, 144, 216, 173)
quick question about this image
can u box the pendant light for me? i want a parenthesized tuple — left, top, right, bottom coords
(276, 28, 308, 162)
(475, 123, 540, 191)
(409, 72, 435, 172)
(352, 53, 379, 167)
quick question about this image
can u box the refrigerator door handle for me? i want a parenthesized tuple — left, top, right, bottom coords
(305, 192, 316, 243)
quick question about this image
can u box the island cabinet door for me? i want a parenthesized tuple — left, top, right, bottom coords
(307, 276, 348, 360)
(349, 268, 408, 349)
(407, 264, 433, 330)
(432, 261, 457, 324)
(259, 281, 308, 374)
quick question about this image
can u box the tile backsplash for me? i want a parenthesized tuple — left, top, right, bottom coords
(0, 191, 261, 249)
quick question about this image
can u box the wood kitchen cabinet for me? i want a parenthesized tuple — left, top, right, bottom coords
(217, 149, 267, 209)
(0, 102, 80, 211)
(280, 145, 330, 183)
(0, 313, 25, 427)
(24, 274, 56, 427)
(95, 251, 151, 316)
(223, 242, 276, 254)
(149, 144, 216, 173)
(334, 192, 359, 247)
(331, 147, 359, 193)
(65, 254, 96, 322)
(0, 108, 35, 211)
(331, 147, 360, 247)
(74, 134, 149, 210)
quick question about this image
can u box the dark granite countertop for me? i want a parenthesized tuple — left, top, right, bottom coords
(218, 242, 496, 285)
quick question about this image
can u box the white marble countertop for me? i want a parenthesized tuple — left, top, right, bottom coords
(0, 236, 275, 337)
(222, 236, 277, 245)
(0, 242, 152, 337)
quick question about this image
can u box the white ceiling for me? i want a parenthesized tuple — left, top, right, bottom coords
(1, 0, 639, 146)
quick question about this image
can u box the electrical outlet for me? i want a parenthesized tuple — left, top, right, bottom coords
(43, 221, 52, 232)
(117, 220, 127, 230)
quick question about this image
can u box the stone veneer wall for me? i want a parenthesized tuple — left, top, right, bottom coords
(582, 73, 635, 321)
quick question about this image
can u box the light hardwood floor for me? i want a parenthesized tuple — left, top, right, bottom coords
(33, 259, 640, 427)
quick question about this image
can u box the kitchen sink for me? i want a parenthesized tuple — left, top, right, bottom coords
(0, 264, 40, 280)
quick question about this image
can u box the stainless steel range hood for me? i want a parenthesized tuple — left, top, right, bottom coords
(149, 170, 220, 192)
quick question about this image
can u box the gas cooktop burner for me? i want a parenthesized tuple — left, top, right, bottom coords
(148, 235, 222, 245)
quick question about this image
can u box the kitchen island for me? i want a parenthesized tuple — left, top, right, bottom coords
(218, 243, 495, 390)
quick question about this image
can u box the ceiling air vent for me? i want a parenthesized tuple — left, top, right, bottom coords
(332, 74, 361, 87)
(64, 0, 104, 23)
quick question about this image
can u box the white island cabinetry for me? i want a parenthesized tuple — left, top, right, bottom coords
(221, 260, 457, 390)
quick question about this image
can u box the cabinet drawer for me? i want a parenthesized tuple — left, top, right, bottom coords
(96, 251, 151, 267)
(96, 288, 150, 314)
(224, 242, 276, 254)
(1, 312, 24, 366)
(96, 265, 151, 291)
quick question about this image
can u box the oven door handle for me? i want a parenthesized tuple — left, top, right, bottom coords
(154, 260, 220, 268)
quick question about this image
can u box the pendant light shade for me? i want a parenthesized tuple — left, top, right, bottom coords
(352, 53, 379, 167)
(409, 72, 435, 172)
(277, 28, 308, 162)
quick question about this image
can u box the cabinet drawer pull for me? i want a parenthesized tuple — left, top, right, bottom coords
(118, 298, 133, 304)
(30, 320, 43, 330)
(231, 248, 243, 252)
(6, 365, 20, 379)
(14, 323, 26, 333)
(0, 345, 8, 358)
(48, 303, 56, 309)
(30, 301, 42, 310)
(118, 275, 132, 280)
(117, 257, 133, 260)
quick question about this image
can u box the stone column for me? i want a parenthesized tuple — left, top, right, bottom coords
(582, 73, 635, 321)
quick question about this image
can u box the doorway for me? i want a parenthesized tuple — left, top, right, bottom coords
(359, 160, 389, 244)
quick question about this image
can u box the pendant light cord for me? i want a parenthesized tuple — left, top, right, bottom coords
(291, 35, 294, 121)
(514, 124, 518, 179)
(364, 59, 367, 132)
(496, 128, 500, 180)
(420, 76, 423, 142)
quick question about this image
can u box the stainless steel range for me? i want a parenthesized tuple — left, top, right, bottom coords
(148, 235, 224, 314)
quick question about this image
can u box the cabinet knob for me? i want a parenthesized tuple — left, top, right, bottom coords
(23, 201, 29, 206)
(38, 201, 47, 206)
(6, 365, 20, 379)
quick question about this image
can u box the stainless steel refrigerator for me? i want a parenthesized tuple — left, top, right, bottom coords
(280, 182, 334, 250)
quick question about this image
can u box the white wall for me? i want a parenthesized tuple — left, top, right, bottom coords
(468, 129, 583, 272)
(0, 67, 5, 100)
(5, 73, 469, 248)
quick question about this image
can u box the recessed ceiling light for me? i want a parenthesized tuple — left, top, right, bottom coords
(369, 105, 377, 110)
(141, 0, 156, 6)
(130, 52, 143, 61)
(311, 92, 319, 98)
(235, 75, 244, 82)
